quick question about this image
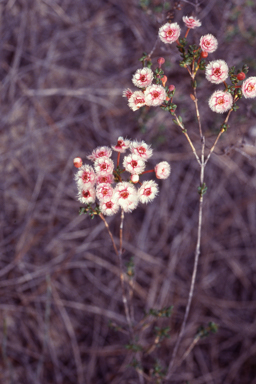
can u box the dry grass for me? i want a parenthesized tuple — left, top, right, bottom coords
(1, 0, 256, 383)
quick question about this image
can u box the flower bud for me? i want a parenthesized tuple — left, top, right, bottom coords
(131, 174, 139, 183)
(237, 72, 246, 81)
(157, 57, 165, 67)
(73, 157, 83, 168)
(201, 51, 208, 58)
(168, 85, 175, 91)
(161, 75, 167, 87)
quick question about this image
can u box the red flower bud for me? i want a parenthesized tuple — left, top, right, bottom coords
(237, 72, 246, 81)
(201, 51, 208, 58)
(168, 85, 175, 91)
(73, 157, 83, 168)
(157, 57, 165, 67)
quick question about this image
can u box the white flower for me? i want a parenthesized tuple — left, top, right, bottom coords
(205, 60, 229, 84)
(182, 16, 201, 29)
(132, 67, 154, 88)
(123, 153, 146, 175)
(242, 77, 256, 99)
(208, 90, 233, 113)
(122, 88, 133, 99)
(200, 34, 218, 53)
(100, 199, 119, 216)
(114, 182, 139, 212)
(77, 187, 96, 204)
(94, 157, 114, 175)
(138, 180, 159, 204)
(128, 91, 146, 111)
(155, 161, 171, 179)
(75, 165, 96, 189)
(96, 174, 114, 184)
(87, 146, 112, 162)
(159, 22, 181, 44)
(131, 174, 139, 183)
(145, 84, 166, 107)
(112, 137, 130, 153)
(130, 140, 153, 160)
(96, 183, 114, 202)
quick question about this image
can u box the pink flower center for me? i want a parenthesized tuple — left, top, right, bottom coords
(248, 84, 255, 92)
(137, 147, 146, 154)
(140, 75, 146, 82)
(116, 140, 125, 149)
(98, 151, 105, 157)
(213, 68, 221, 76)
(135, 97, 144, 105)
(102, 188, 109, 196)
(216, 97, 224, 105)
(152, 91, 160, 99)
(144, 188, 151, 196)
(106, 202, 113, 209)
(83, 191, 90, 198)
(82, 172, 90, 182)
(120, 191, 129, 199)
(205, 40, 210, 46)
(167, 29, 174, 36)
(131, 160, 138, 168)
(101, 164, 107, 170)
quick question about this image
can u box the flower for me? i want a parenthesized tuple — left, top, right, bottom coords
(131, 174, 139, 183)
(122, 88, 133, 99)
(155, 161, 171, 179)
(159, 22, 181, 44)
(132, 67, 154, 88)
(100, 199, 119, 216)
(77, 187, 96, 204)
(242, 77, 256, 99)
(75, 165, 96, 189)
(200, 34, 218, 53)
(112, 137, 130, 153)
(87, 146, 112, 162)
(96, 174, 114, 184)
(205, 60, 229, 84)
(208, 90, 233, 113)
(96, 183, 114, 202)
(94, 157, 114, 175)
(128, 91, 146, 111)
(130, 140, 153, 160)
(138, 180, 159, 204)
(145, 84, 166, 107)
(114, 182, 139, 212)
(123, 153, 146, 175)
(73, 157, 83, 168)
(182, 16, 201, 29)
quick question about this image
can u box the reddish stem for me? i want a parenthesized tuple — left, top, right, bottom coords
(117, 152, 120, 167)
(141, 169, 154, 175)
(184, 28, 190, 38)
(176, 39, 180, 46)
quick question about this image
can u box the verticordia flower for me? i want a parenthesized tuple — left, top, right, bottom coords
(94, 157, 114, 175)
(114, 182, 139, 212)
(112, 137, 130, 153)
(158, 22, 181, 44)
(242, 77, 256, 99)
(155, 161, 171, 179)
(123, 153, 146, 175)
(96, 183, 114, 202)
(132, 67, 154, 88)
(77, 187, 96, 204)
(122, 88, 133, 99)
(75, 165, 96, 189)
(128, 91, 146, 111)
(182, 16, 201, 29)
(208, 90, 233, 113)
(100, 198, 119, 216)
(200, 34, 218, 53)
(138, 180, 159, 204)
(205, 60, 229, 84)
(130, 140, 153, 160)
(87, 146, 112, 161)
(96, 173, 114, 184)
(145, 84, 166, 107)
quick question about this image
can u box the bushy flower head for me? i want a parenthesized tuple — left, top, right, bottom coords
(182, 16, 201, 29)
(205, 60, 229, 84)
(77, 187, 96, 204)
(87, 146, 112, 162)
(159, 22, 181, 44)
(100, 198, 119, 216)
(200, 34, 218, 53)
(94, 157, 114, 175)
(96, 183, 114, 202)
(112, 137, 130, 153)
(75, 164, 96, 189)
(122, 88, 133, 99)
(123, 153, 146, 175)
(242, 77, 256, 99)
(114, 182, 139, 212)
(96, 174, 114, 184)
(208, 90, 233, 113)
(128, 91, 146, 111)
(138, 180, 159, 204)
(132, 67, 154, 88)
(155, 161, 171, 179)
(130, 140, 153, 160)
(145, 84, 166, 107)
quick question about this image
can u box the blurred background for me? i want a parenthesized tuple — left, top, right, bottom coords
(1, 0, 256, 383)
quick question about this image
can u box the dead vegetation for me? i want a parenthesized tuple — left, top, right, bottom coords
(1, 0, 256, 383)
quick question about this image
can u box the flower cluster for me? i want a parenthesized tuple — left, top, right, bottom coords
(75, 138, 171, 216)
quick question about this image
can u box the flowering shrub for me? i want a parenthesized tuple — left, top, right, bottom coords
(75, 137, 170, 216)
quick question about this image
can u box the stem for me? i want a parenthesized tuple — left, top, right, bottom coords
(184, 28, 190, 38)
(141, 169, 154, 175)
(193, 87, 203, 140)
(99, 212, 133, 335)
(117, 152, 120, 167)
